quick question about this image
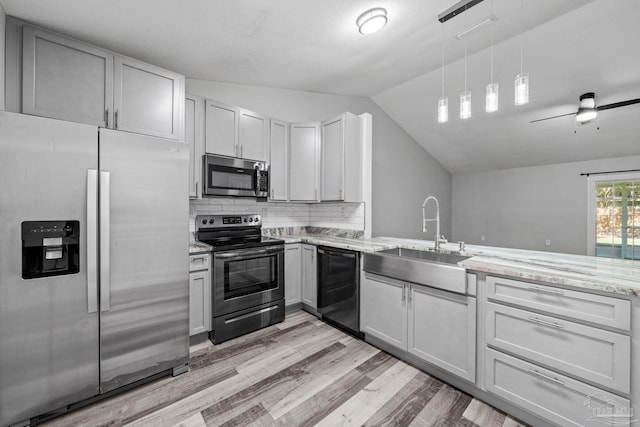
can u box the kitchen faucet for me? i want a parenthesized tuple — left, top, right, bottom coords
(422, 196, 447, 252)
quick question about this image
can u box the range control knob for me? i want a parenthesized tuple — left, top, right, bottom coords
(201, 219, 207, 225)
(249, 218, 253, 222)
(244, 218, 248, 223)
(208, 219, 214, 224)
(254, 216, 259, 222)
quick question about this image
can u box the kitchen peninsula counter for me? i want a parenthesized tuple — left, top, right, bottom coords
(272, 232, 640, 298)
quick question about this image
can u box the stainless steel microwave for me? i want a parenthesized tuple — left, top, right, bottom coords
(203, 154, 269, 198)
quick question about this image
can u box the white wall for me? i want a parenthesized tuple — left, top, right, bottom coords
(0, 5, 6, 110)
(186, 79, 451, 239)
(452, 155, 640, 255)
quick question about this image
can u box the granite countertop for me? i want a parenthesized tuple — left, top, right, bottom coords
(373, 237, 640, 298)
(279, 233, 394, 252)
(189, 240, 213, 254)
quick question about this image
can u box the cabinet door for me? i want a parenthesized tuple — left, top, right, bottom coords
(285, 244, 302, 306)
(22, 26, 113, 127)
(289, 123, 320, 202)
(361, 273, 407, 349)
(239, 108, 268, 161)
(205, 99, 238, 157)
(269, 119, 288, 201)
(321, 115, 344, 201)
(189, 269, 211, 336)
(113, 56, 184, 140)
(408, 285, 476, 382)
(301, 244, 317, 308)
(185, 94, 205, 198)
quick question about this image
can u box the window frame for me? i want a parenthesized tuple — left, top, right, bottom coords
(587, 172, 640, 256)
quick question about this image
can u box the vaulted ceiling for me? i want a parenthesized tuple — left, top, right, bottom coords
(2, 0, 639, 173)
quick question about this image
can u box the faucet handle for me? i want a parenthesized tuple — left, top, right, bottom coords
(438, 235, 448, 244)
(458, 241, 465, 252)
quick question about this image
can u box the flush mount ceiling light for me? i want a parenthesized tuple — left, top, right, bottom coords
(576, 92, 598, 123)
(356, 8, 388, 34)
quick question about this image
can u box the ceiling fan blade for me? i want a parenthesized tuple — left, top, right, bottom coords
(597, 98, 640, 111)
(529, 112, 576, 123)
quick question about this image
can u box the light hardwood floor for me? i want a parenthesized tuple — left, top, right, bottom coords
(41, 311, 528, 427)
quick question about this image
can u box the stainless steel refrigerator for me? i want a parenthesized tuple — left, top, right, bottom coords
(0, 111, 190, 426)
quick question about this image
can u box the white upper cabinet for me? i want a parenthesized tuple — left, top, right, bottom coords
(21, 25, 184, 140)
(204, 100, 269, 162)
(22, 26, 113, 127)
(269, 119, 289, 201)
(185, 94, 205, 198)
(238, 108, 268, 161)
(205, 99, 238, 157)
(113, 56, 183, 140)
(289, 122, 320, 202)
(320, 112, 363, 202)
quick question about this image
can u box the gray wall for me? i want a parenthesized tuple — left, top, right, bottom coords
(452, 155, 640, 255)
(0, 6, 5, 110)
(186, 79, 452, 239)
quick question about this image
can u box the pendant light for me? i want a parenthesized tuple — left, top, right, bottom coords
(514, 0, 529, 105)
(460, 25, 471, 119)
(437, 24, 448, 123)
(485, 0, 498, 113)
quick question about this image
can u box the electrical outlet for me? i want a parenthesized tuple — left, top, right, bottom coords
(545, 239, 551, 246)
(481, 235, 486, 241)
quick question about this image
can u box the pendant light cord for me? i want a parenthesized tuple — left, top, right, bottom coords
(490, 0, 494, 82)
(441, 24, 445, 98)
(520, 0, 524, 74)
(464, 5, 468, 92)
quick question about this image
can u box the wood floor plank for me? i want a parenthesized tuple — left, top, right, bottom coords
(171, 412, 207, 427)
(200, 342, 347, 426)
(217, 404, 275, 427)
(463, 398, 507, 427)
(264, 341, 380, 419)
(37, 311, 529, 427)
(362, 372, 440, 426)
(314, 360, 420, 427)
(409, 384, 472, 427)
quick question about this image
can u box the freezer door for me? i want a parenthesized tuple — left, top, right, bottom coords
(98, 129, 189, 393)
(0, 112, 100, 426)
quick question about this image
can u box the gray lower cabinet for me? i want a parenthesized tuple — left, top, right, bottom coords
(486, 348, 631, 427)
(301, 244, 317, 309)
(285, 243, 302, 306)
(20, 24, 184, 140)
(408, 285, 476, 382)
(361, 272, 476, 382)
(361, 273, 407, 348)
(189, 253, 211, 336)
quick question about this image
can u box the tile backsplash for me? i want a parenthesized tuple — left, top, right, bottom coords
(189, 198, 365, 234)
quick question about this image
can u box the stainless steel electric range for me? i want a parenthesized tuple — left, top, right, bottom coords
(195, 214, 285, 343)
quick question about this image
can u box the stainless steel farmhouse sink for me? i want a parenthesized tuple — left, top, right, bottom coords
(363, 247, 471, 294)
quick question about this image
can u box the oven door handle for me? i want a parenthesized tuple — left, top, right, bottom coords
(215, 247, 282, 260)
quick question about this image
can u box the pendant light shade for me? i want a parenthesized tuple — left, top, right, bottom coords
(460, 91, 471, 119)
(514, 73, 529, 105)
(438, 97, 449, 123)
(486, 83, 499, 112)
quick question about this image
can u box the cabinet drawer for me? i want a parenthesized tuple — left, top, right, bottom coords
(486, 302, 630, 393)
(486, 276, 630, 330)
(189, 253, 210, 272)
(486, 348, 631, 427)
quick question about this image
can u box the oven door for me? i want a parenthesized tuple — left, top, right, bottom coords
(203, 154, 260, 197)
(213, 245, 284, 316)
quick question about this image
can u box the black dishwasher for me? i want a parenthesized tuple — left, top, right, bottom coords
(317, 246, 363, 339)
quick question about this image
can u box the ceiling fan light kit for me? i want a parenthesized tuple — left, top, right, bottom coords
(356, 8, 388, 34)
(576, 92, 597, 123)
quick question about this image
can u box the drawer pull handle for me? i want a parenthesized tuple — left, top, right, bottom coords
(528, 316, 564, 329)
(191, 257, 207, 263)
(528, 286, 564, 296)
(528, 369, 565, 386)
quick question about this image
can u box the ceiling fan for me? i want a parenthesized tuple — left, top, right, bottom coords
(530, 92, 640, 124)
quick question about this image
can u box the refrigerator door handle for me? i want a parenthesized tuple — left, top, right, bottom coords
(87, 169, 98, 313)
(100, 170, 111, 312)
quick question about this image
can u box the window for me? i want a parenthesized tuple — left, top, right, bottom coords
(587, 173, 640, 260)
